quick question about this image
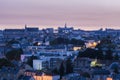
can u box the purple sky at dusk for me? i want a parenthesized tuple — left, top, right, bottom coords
(0, 0, 120, 30)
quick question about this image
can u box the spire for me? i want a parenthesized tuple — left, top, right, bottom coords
(25, 24, 27, 29)
(65, 23, 67, 28)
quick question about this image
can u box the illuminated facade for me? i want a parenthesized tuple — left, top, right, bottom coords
(33, 75, 52, 80)
(90, 59, 102, 67)
(73, 46, 81, 51)
(85, 42, 98, 48)
(106, 77, 113, 80)
(33, 75, 59, 80)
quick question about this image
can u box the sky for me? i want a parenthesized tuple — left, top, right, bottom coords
(0, 0, 120, 30)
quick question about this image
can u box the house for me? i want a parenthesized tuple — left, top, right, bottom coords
(33, 74, 60, 80)
(33, 59, 49, 70)
(58, 24, 73, 34)
(25, 26, 39, 38)
(24, 70, 60, 80)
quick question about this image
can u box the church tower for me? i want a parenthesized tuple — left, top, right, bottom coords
(65, 23, 67, 28)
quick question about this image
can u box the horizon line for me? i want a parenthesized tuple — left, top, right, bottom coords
(0, 24, 120, 31)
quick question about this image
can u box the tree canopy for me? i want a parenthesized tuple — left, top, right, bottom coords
(66, 58, 73, 74)
(6, 39, 19, 47)
(26, 55, 38, 67)
(50, 37, 85, 46)
(78, 48, 104, 59)
(5, 48, 23, 61)
(96, 36, 116, 49)
(78, 48, 115, 60)
(59, 61, 65, 79)
(0, 58, 14, 69)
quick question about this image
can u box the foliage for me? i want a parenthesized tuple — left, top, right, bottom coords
(66, 58, 73, 74)
(82, 72, 90, 78)
(96, 36, 116, 49)
(78, 48, 104, 59)
(113, 68, 119, 74)
(59, 61, 65, 79)
(50, 37, 69, 45)
(5, 48, 23, 61)
(70, 38, 85, 46)
(6, 39, 19, 47)
(113, 53, 119, 60)
(52, 68, 59, 75)
(78, 48, 115, 60)
(26, 55, 38, 67)
(104, 49, 113, 60)
(0, 58, 14, 68)
(50, 37, 85, 46)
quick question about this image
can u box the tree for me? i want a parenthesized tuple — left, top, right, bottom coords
(113, 53, 119, 60)
(113, 68, 119, 74)
(50, 37, 85, 46)
(5, 48, 23, 61)
(70, 38, 85, 46)
(82, 72, 90, 78)
(6, 39, 20, 49)
(0, 58, 14, 68)
(78, 48, 104, 59)
(52, 68, 59, 75)
(59, 61, 65, 80)
(105, 49, 113, 60)
(96, 36, 116, 50)
(26, 55, 38, 67)
(50, 37, 69, 45)
(113, 65, 119, 80)
(66, 58, 73, 74)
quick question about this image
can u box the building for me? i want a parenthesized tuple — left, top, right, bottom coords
(25, 25, 39, 38)
(33, 74, 59, 80)
(58, 23, 73, 34)
(24, 70, 60, 80)
(4, 29, 25, 40)
(33, 59, 49, 70)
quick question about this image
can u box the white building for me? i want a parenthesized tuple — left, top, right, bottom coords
(33, 60, 43, 70)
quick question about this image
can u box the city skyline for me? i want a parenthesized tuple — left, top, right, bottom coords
(1, 24, 120, 31)
(1, 0, 120, 30)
